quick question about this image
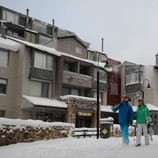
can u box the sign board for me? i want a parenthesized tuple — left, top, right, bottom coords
(77, 112, 92, 117)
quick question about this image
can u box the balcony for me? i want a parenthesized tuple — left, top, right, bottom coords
(93, 80, 107, 91)
(125, 83, 143, 93)
(29, 67, 53, 81)
(63, 70, 92, 88)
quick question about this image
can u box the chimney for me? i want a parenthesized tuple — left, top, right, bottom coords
(52, 19, 55, 37)
(26, 8, 29, 16)
(101, 38, 104, 52)
(26, 9, 29, 28)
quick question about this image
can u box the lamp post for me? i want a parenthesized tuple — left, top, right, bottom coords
(141, 79, 151, 99)
(96, 38, 112, 139)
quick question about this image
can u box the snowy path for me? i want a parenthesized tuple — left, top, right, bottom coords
(0, 136, 157, 158)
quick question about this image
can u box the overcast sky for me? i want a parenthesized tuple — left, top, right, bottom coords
(1, 0, 158, 65)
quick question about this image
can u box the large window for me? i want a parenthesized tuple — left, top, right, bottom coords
(29, 80, 49, 97)
(0, 78, 7, 94)
(63, 42, 70, 50)
(126, 72, 140, 85)
(0, 50, 9, 67)
(0, 111, 5, 117)
(111, 84, 118, 95)
(94, 68, 107, 82)
(34, 52, 53, 70)
(2, 10, 19, 24)
(62, 87, 79, 96)
(93, 92, 103, 105)
(76, 47, 82, 54)
(63, 61, 78, 73)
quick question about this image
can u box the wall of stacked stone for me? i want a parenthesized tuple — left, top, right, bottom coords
(0, 118, 75, 146)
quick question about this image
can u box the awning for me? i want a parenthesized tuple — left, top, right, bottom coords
(22, 95, 68, 109)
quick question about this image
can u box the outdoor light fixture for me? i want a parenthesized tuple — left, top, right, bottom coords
(96, 38, 112, 139)
(141, 79, 151, 99)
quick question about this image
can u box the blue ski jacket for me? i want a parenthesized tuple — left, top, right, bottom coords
(113, 102, 134, 125)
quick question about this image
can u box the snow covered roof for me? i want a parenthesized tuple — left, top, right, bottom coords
(61, 95, 97, 102)
(57, 35, 90, 48)
(0, 37, 20, 52)
(101, 104, 158, 113)
(22, 95, 67, 108)
(7, 36, 112, 71)
(7, 36, 61, 57)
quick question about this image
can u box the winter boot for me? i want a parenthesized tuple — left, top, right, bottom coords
(135, 144, 141, 147)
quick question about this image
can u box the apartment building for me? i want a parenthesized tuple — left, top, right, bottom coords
(0, 6, 121, 128)
(121, 60, 158, 134)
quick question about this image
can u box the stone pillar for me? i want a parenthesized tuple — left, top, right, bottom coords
(67, 99, 76, 124)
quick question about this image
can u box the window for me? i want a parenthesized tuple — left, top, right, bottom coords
(0, 50, 9, 67)
(34, 52, 53, 70)
(62, 87, 70, 96)
(88, 51, 94, 61)
(63, 62, 78, 73)
(94, 68, 107, 82)
(94, 92, 103, 105)
(126, 72, 140, 85)
(3, 10, 19, 24)
(0, 111, 5, 117)
(111, 84, 118, 95)
(0, 78, 7, 94)
(63, 42, 70, 50)
(76, 47, 82, 54)
(47, 55, 53, 70)
(71, 89, 79, 96)
(63, 63, 69, 71)
(29, 80, 49, 97)
(62, 87, 79, 96)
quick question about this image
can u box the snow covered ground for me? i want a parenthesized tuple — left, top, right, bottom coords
(0, 136, 157, 158)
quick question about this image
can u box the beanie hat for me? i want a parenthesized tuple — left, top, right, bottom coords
(138, 98, 144, 104)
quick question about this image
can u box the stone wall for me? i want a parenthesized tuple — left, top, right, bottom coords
(0, 118, 74, 146)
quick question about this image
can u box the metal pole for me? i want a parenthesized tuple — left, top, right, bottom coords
(142, 90, 144, 99)
(97, 68, 100, 139)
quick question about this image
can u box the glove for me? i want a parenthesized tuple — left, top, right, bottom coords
(111, 106, 114, 110)
(111, 105, 115, 110)
(129, 121, 133, 126)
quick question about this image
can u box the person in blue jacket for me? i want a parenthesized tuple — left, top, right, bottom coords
(112, 94, 134, 144)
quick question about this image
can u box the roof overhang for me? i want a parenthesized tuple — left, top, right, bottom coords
(22, 95, 68, 109)
(0, 37, 20, 52)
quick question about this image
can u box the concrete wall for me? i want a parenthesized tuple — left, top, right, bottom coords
(57, 37, 87, 59)
(0, 48, 20, 118)
(144, 66, 158, 107)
